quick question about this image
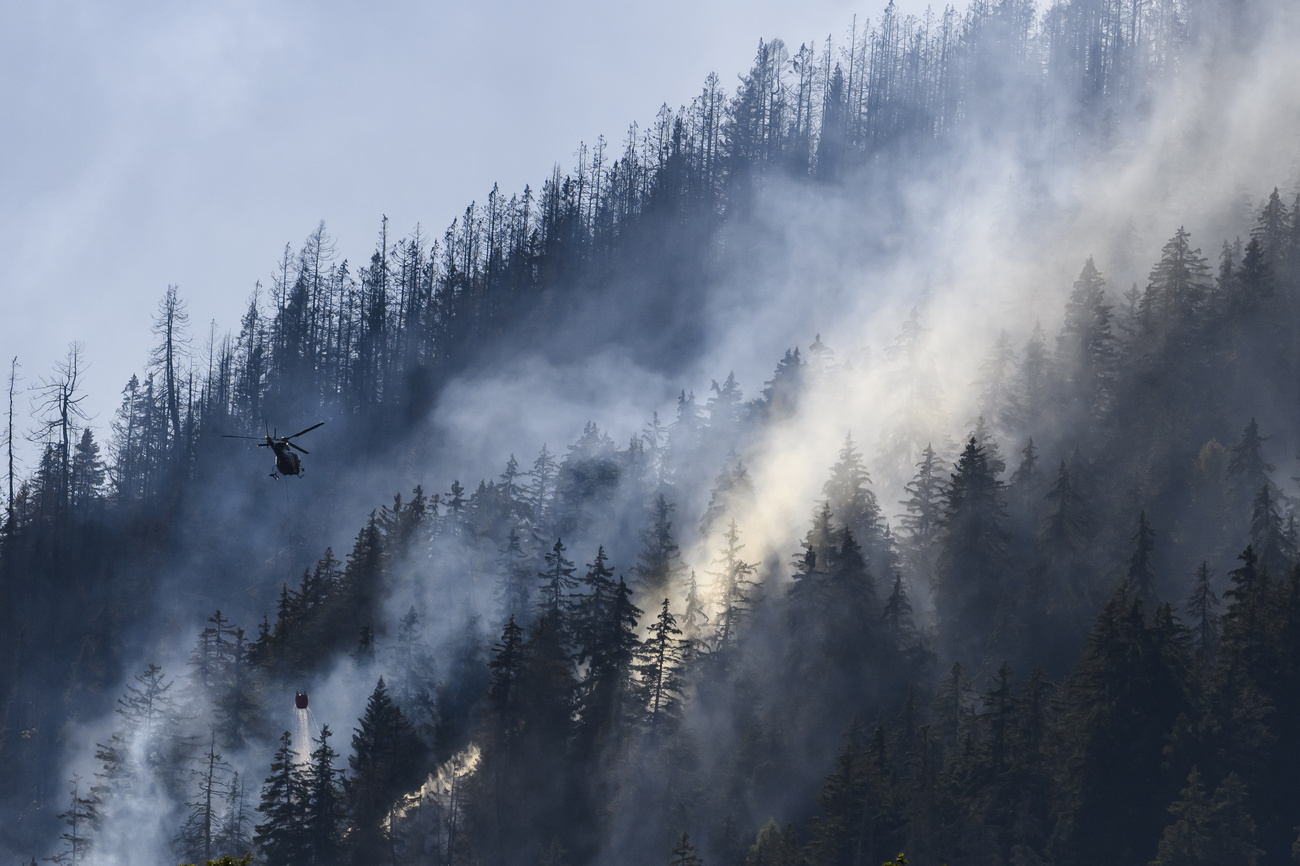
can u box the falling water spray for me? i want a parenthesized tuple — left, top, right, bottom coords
(294, 692, 311, 765)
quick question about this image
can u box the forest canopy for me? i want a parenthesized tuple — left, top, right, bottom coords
(5, 0, 1300, 864)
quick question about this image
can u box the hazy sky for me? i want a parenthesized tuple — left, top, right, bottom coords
(0, 0, 934, 454)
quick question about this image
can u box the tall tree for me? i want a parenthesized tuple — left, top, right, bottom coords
(634, 598, 689, 734)
(302, 725, 345, 865)
(633, 494, 687, 598)
(346, 678, 424, 863)
(253, 731, 306, 866)
(934, 436, 1009, 664)
(175, 732, 231, 865)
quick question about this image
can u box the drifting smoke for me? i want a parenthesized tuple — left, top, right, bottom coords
(18, 0, 1300, 862)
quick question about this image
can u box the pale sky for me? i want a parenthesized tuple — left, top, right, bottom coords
(0, 0, 934, 458)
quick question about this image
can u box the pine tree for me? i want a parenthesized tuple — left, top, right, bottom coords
(667, 832, 704, 866)
(527, 444, 559, 533)
(576, 576, 642, 756)
(302, 725, 345, 864)
(633, 494, 686, 597)
(977, 330, 1019, 431)
(572, 545, 618, 667)
(1053, 587, 1191, 865)
(759, 348, 804, 418)
(1228, 418, 1273, 509)
(745, 818, 800, 866)
(175, 732, 232, 865)
(700, 457, 755, 537)
(710, 521, 758, 654)
(116, 663, 177, 774)
(1248, 484, 1294, 576)
(634, 598, 688, 734)
(45, 777, 95, 865)
(346, 678, 424, 863)
(681, 568, 709, 652)
(538, 538, 578, 625)
(1058, 256, 1115, 416)
(214, 772, 252, 859)
(1151, 768, 1263, 866)
(897, 443, 943, 581)
(1251, 187, 1289, 267)
(806, 724, 870, 866)
(883, 574, 921, 662)
(1185, 562, 1220, 667)
(823, 433, 889, 575)
(935, 436, 1009, 664)
(1124, 511, 1158, 607)
(253, 732, 306, 866)
(1142, 226, 1212, 346)
(498, 526, 535, 624)
(68, 427, 105, 517)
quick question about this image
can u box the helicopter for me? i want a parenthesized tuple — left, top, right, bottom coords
(223, 422, 324, 478)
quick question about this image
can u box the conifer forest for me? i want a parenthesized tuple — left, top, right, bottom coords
(6, 0, 1300, 863)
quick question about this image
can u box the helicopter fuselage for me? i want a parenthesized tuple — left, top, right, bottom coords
(268, 440, 302, 477)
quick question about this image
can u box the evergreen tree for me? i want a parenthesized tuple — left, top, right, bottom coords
(1151, 768, 1262, 866)
(701, 457, 755, 537)
(576, 576, 642, 758)
(538, 538, 578, 625)
(1185, 561, 1220, 667)
(667, 832, 703, 866)
(633, 494, 686, 598)
(1058, 256, 1115, 416)
(935, 436, 1009, 664)
(823, 433, 890, 576)
(1053, 587, 1190, 866)
(759, 348, 804, 419)
(1228, 418, 1274, 510)
(46, 777, 95, 865)
(710, 521, 758, 654)
(175, 732, 232, 865)
(1124, 511, 1158, 607)
(745, 818, 799, 866)
(498, 526, 535, 624)
(572, 545, 618, 667)
(302, 725, 345, 865)
(253, 732, 306, 866)
(634, 598, 689, 734)
(214, 772, 252, 859)
(806, 725, 871, 866)
(681, 568, 709, 652)
(346, 678, 424, 863)
(1248, 484, 1293, 576)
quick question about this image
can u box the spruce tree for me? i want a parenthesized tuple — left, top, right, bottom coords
(302, 725, 344, 865)
(634, 598, 688, 734)
(1151, 768, 1262, 866)
(667, 832, 704, 866)
(346, 678, 423, 863)
(253, 732, 306, 866)
(633, 494, 687, 598)
(934, 436, 1009, 664)
(1185, 562, 1220, 667)
(710, 521, 758, 654)
(46, 777, 95, 866)
(537, 538, 578, 625)
(175, 732, 231, 865)
(1125, 511, 1158, 607)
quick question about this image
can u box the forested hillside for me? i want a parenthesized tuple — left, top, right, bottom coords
(5, 0, 1300, 863)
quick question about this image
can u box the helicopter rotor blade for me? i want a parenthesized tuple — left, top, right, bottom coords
(287, 442, 310, 455)
(284, 422, 324, 440)
(221, 434, 264, 440)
